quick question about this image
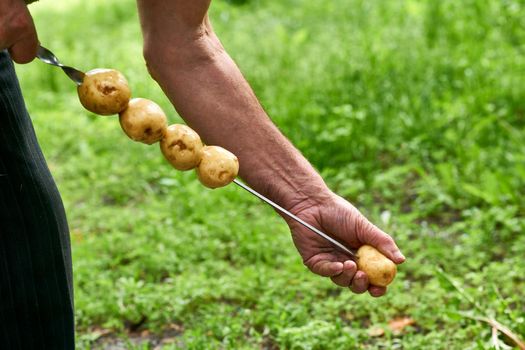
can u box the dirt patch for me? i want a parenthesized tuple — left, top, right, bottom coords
(88, 324, 184, 350)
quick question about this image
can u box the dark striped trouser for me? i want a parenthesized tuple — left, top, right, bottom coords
(0, 50, 75, 349)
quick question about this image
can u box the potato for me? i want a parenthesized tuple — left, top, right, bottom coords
(77, 68, 131, 115)
(160, 124, 204, 170)
(196, 146, 239, 188)
(119, 98, 167, 145)
(356, 245, 397, 287)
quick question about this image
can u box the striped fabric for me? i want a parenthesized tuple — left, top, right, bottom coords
(0, 50, 74, 349)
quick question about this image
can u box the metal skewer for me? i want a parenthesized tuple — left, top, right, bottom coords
(36, 45, 85, 85)
(233, 179, 356, 258)
(33, 44, 355, 259)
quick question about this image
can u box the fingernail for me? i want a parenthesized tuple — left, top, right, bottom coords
(394, 252, 406, 262)
(333, 262, 344, 271)
(344, 260, 355, 269)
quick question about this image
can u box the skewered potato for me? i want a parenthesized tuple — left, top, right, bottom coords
(77, 67, 240, 189)
(160, 124, 203, 170)
(119, 98, 167, 144)
(356, 245, 397, 287)
(197, 146, 239, 189)
(78, 68, 131, 115)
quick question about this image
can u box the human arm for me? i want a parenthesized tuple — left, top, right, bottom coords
(136, 0, 405, 296)
(0, 0, 38, 63)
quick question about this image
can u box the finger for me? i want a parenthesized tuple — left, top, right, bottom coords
(356, 217, 405, 264)
(368, 285, 386, 298)
(309, 260, 344, 277)
(7, 9, 38, 64)
(9, 34, 38, 64)
(330, 260, 357, 287)
(349, 271, 368, 294)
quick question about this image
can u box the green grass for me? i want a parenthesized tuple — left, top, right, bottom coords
(15, 0, 525, 348)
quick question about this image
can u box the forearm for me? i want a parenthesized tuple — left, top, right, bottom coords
(138, 7, 330, 209)
(136, 2, 405, 293)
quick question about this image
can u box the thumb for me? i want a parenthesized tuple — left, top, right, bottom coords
(355, 216, 405, 264)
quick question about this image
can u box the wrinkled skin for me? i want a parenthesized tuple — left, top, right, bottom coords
(137, 0, 406, 295)
(287, 195, 404, 296)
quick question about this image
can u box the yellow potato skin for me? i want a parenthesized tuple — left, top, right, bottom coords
(160, 124, 204, 170)
(357, 245, 397, 287)
(196, 146, 239, 189)
(119, 98, 167, 145)
(78, 68, 131, 115)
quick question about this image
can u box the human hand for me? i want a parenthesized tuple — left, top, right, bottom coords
(0, 0, 38, 63)
(287, 193, 405, 297)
